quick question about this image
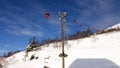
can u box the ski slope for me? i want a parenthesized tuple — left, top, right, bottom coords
(5, 24, 120, 68)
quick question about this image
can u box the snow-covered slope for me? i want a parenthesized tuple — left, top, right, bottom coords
(106, 23, 120, 30)
(4, 24, 120, 68)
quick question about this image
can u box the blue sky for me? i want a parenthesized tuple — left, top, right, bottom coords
(0, 0, 120, 56)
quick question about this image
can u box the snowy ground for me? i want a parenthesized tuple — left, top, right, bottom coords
(4, 24, 120, 68)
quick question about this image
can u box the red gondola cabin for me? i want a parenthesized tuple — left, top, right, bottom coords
(45, 12, 50, 18)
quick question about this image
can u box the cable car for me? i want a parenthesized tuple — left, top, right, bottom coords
(80, 24, 82, 28)
(73, 19, 77, 23)
(45, 12, 50, 18)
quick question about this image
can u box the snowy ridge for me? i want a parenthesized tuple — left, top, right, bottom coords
(4, 24, 120, 68)
(106, 23, 120, 30)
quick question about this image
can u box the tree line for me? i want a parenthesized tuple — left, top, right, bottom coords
(2, 26, 120, 57)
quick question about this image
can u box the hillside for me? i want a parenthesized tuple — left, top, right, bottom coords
(1, 23, 120, 68)
(107, 23, 120, 30)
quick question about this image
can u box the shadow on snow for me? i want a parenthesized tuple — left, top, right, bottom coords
(69, 58, 120, 68)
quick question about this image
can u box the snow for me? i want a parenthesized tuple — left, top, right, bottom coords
(106, 23, 120, 30)
(4, 24, 120, 68)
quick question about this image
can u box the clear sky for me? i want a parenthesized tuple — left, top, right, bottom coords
(0, 0, 120, 56)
